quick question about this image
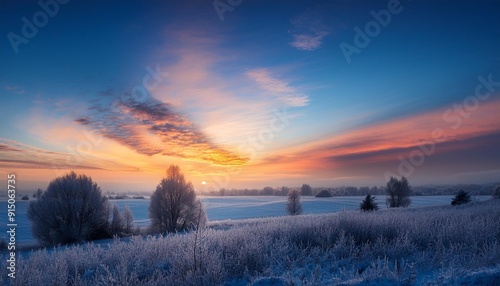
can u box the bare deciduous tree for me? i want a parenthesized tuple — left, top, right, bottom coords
(149, 165, 206, 233)
(287, 189, 303, 215)
(123, 205, 135, 234)
(300, 184, 312, 196)
(386, 176, 411, 208)
(110, 204, 125, 236)
(27, 172, 110, 245)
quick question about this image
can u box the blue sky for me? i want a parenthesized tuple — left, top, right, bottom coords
(1, 0, 500, 192)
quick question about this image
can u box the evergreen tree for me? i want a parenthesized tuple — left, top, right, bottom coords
(451, 190, 471, 206)
(360, 194, 379, 212)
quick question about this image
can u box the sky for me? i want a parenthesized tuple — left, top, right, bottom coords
(1, 0, 500, 193)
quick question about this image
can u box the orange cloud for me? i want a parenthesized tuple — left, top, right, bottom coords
(76, 95, 248, 166)
(250, 98, 500, 173)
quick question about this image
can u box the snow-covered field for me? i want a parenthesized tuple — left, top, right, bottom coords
(1, 199, 499, 285)
(0, 195, 492, 244)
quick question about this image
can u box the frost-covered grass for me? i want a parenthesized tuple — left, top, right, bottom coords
(1, 195, 492, 244)
(1, 199, 499, 285)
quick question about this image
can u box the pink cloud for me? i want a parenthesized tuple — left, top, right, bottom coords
(290, 32, 328, 51)
(246, 68, 309, 107)
(247, 98, 500, 175)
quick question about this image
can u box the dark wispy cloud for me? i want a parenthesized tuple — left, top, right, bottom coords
(76, 93, 247, 165)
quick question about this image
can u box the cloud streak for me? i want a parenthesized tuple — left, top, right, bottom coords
(246, 68, 309, 107)
(0, 138, 133, 171)
(4, 85, 25, 94)
(251, 99, 500, 176)
(290, 32, 329, 51)
(289, 8, 330, 51)
(76, 94, 248, 166)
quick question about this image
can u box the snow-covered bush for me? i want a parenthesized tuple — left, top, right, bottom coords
(27, 172, 111, 245)
(493, 185, 500, 199)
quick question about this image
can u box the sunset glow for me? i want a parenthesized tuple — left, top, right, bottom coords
(1, 1, 500, 192)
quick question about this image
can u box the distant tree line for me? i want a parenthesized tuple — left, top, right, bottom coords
(208, 185, 386, 197)
(203, 183, 500, 197)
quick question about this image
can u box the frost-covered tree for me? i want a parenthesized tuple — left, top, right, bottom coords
(149, 165, 206, 233)
(287, 189, 303, 215)
(451, 190, 471, 206)
(27, 172, 110, 245)
(315, 189, 332, 197)
(110, 204, 125, 236)
(493, 185, 500, 199)
(385, 176, 411, 208)
(33, 188, 43, 199)
(360, 194, 379, 212)
(123, 205, 135, 234)
(261, 186, 274, 196)
(300, 184, 312, 196)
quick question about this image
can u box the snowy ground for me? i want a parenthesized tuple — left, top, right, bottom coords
(1, 199, 498, 285)
(0, 195, 492, 244)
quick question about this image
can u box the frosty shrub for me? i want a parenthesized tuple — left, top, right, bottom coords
(386, 176, 411, 208)
(360, 194, 379, 211)
(287, 189, 303, 215)
(3, 200, 500, 285)
(315, 189, 332, 197)
(0, 237, 6, 251)
(493, 185, 500, 199)
(27, 172, 110, 245)
(451, 190, 471, 206)
(149, 165, 206, 233)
